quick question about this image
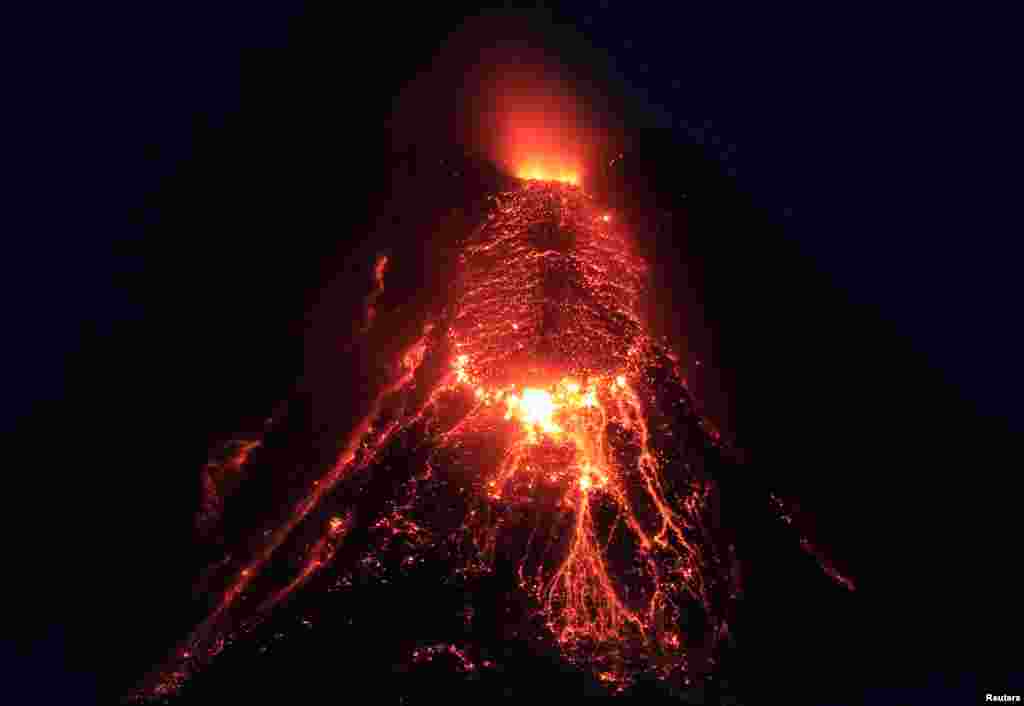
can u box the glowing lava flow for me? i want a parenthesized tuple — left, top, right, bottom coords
(503, 376, 700, 659)
(421, 180, 725, 687)
(132, 178, 738, 701)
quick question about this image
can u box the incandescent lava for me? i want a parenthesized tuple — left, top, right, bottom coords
(131, 177, 751, 700)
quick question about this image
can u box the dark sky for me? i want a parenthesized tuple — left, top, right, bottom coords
(6, 2, 1019, 703)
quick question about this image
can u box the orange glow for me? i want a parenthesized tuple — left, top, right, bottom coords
(391, 18, 622, 192)
(516, 165, 580, 186)
(472, 47, 599, 188)
(453, 353, 472, 384)
(505, 388, 561, 436)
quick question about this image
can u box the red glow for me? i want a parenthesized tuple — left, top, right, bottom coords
(517, 164, 580, 186)
(468, 43, 605, 187)
(390, 18, 620, 187)
(496, 74, 589, 185)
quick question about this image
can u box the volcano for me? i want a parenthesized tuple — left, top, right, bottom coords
(127, 167, 854, 704)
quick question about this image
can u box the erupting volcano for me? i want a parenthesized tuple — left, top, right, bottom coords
(129, 168, 851, 702)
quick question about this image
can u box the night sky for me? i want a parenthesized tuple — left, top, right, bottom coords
(6, 2, 1020, 703)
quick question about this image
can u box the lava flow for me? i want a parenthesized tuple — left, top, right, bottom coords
(439, 182, 720, 683)
(132, 177, 746, 701)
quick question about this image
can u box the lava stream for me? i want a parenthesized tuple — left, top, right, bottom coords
(133, 179, 740, 700)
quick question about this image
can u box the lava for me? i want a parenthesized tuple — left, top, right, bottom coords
(132, 178, 756, 701)
(516, 166, 580, 186)
(418, 179, 725, 687)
